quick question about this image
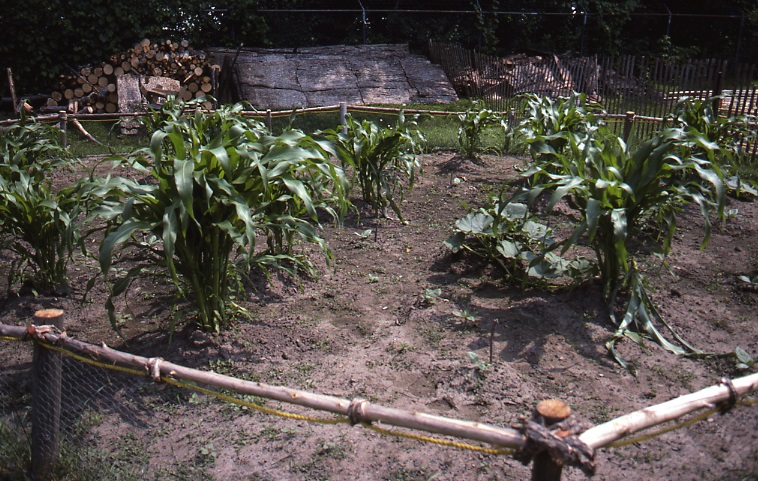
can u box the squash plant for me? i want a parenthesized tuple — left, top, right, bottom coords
(98, 101, 348, 332)
(445, 200, 594, 285)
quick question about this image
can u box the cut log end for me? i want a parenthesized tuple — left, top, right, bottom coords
(536, 399, 572, 424)
(34, 309, 64, 319)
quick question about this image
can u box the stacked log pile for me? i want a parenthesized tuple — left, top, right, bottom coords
(48, 39, 217, 113)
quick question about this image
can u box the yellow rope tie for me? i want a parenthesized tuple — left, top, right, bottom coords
(39, 342, 145, 376)
(161, 376, 349, 426)
(607, 407, 720, 448)
(361, 422, 516, 456)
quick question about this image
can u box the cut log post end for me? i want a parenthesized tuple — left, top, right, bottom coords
(536, 399, 571, 425)
(531, 399, 572, 481)
(34, 309, 65, 330)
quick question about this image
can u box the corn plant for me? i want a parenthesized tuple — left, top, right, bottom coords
(0, 115, 69, 180)
(0, 117, 85, 294)
(515, 120, 725, 369)
(517, 92, 604, 162)
(98, 102, 348, 332)
(445, 200, 594, 285)
(671, 96, 755, 160)
(456, 101, 503, 159)
(670, 96, 757, 195)
(321, 112, 424, 222)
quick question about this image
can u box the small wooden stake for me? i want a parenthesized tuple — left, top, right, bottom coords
(6, 67, 18, 114)
(31, 309, 65, 481)
(623, 111, 635, 143)
(265, 109, 272, 132)
(340, 101, 348, 135)
(58, 111, 68, 149)
(532, 399, 571, 481)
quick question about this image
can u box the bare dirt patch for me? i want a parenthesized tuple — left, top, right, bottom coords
(1, 152, 757, 480)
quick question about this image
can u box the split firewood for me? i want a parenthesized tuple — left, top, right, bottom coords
(47, 38, 214, 113)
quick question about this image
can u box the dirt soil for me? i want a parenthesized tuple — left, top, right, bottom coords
(1, 152, 757, 481)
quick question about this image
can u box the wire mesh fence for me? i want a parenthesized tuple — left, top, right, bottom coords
(2, 319, 757, 481)
(3, 341, 158, 480)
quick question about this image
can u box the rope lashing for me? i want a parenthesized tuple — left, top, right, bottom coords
(146, 357, 164, 382)
(347, 398, 370, 426)
(516, 417, 596, 476)
(718, 377, 738, 414)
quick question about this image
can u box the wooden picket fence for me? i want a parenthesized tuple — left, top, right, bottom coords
(428, 41, 758, 155)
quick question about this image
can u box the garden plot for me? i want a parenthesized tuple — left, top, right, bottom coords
(1, 148, 756, 480)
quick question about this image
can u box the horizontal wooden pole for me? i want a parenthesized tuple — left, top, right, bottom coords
(4, 322, 525, 450)
(4, 321, 758, 456)
(580, 372, 758, 449)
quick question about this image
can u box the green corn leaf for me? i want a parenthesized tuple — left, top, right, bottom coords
(174, 158, 195, 221)
(99, 220, 153, 274)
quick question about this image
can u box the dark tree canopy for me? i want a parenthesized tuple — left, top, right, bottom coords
(1, 0, 755, 95)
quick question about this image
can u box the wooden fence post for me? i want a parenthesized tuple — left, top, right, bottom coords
(58, 111, 68, 149)
(31, 309, 65, 480)
(6, 68, 18, 114)
(712, 68, 723, 114)
(265, 109, 272, 132)
(340, 101, 348, 135)
(531, 399, 572, 481)
(623, 111, 635, 143)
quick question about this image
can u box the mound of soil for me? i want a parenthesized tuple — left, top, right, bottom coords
(1, 152, 756, 480)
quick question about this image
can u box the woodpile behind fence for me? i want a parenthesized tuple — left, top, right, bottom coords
(46, 38, 218, 114)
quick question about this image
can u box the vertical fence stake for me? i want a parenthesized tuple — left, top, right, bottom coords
(531, 399, 572, 481)
(265, 109, 272, 132)
(623, 111, 635, 144)
(6, 67, 18, 114)
(712, 68, 723, 114)
(340, 101, 348, 135)
(58, 111, 68, 149)
(31, 309, 65, 481)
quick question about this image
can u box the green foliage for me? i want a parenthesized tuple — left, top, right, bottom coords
(0, 117, 89, 294)
(0, 0, 268, 93)
(517, 92, 604, 161)
(456, 101, 504, 159)
(445, 200, 594, 285)
(0, 117, 69, 176)
(98, 100, 348, 332)
(513, 94, 726, 368)
(669, 96, 758, 192)
(671, 96, 755, 162)
(321, 112, 425, 222)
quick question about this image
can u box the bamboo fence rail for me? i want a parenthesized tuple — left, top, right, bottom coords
(1, 316, 756, 480)
(1, 99, 755, 160)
